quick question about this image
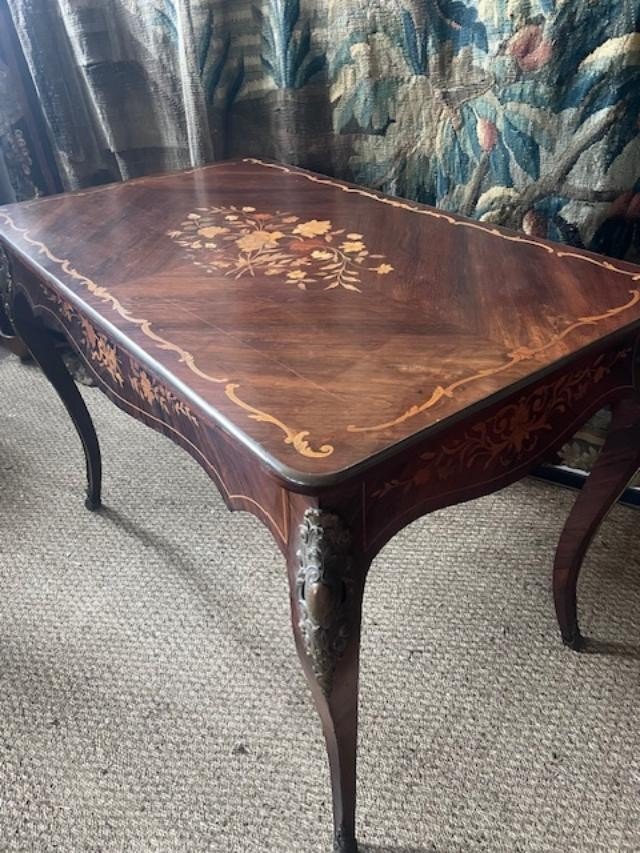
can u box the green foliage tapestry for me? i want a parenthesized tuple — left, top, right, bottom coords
(6, 0, 640, 260)
(4, 0, 640, 475)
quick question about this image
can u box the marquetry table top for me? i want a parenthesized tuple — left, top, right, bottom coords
(2, 159, 640, 484)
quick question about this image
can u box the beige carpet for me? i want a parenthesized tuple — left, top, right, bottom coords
(0, 349, 639, 853)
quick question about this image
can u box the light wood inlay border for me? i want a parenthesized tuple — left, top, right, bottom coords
(28, 299, 290, 545)
(3, 158, 640, 455)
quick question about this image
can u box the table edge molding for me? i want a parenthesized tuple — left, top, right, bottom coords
(3, 161, 640, 464)
(21, 295, 290, 545)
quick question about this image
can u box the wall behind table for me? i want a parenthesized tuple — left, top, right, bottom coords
(5, 0, 640, 476)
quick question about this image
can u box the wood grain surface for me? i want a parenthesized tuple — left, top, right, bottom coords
(2, 158, 640, 485)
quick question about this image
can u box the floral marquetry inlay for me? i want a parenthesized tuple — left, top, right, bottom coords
(42, 289, 199, 426)
(372, 347, 632, 500)
(167, 206, 394, 292)
(131, 367, 199, 426)
(79, 316, 124, 386)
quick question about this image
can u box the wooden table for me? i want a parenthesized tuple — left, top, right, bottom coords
(1, 159, 640, 852)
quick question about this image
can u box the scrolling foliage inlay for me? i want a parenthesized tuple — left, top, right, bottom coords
(373, 347, 632, 500)
(36, 287, 332, 458)
(296, 509, 353, 696)
(225, 383, 333, 459)
(44, 290, 199, 426)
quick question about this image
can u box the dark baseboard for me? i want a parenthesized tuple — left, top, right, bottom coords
(531, 465, 640, 508)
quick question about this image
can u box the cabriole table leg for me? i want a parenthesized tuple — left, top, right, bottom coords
(553, 394, 640, 649)
(10, 292, 102, 512)
(287, 506, 370, 853)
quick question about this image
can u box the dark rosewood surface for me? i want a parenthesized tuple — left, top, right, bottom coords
(1, 158, 640, 483)
(2, 160, 640, 853)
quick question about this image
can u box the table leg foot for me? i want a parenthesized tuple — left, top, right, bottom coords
(334, 826, 358, 852)
(561, 626, 584, 651)
(553, 395, 640, 648)
(11, 293, 102, 510)
(287, 507, 369, 853)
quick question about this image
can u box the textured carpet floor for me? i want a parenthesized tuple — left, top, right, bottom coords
(0, 350, 639, 853)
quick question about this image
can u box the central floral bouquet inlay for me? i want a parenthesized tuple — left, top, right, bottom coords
(167, 205, 393, 292)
